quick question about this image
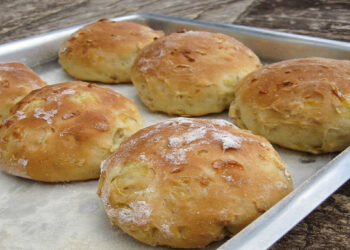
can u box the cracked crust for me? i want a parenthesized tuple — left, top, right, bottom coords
(0, 81, 144, 182)
(0, 62, 46, 122)
(98, 118, 292, 248)
(131, 30, 261, 116)
(229, 57, 350, 154)
(59, 19, 164, 84)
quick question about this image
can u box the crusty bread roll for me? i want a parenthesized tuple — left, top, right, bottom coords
(0, 62, 46, 122)
(0, 81, 143, 182)
(131, 31, 261, 116)
(98, 118, 292, 248)
(229, 57, 350, 154)
(59, 19, 164, 84)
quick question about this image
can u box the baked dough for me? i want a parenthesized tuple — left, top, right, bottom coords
(98, 118, 292, 248)
(59, 19, 164, 84)
(0, 62, 46, 122)
(131, 31, 261, 116)
(0, 81, 144, 182)
(229, 57, 350, 154)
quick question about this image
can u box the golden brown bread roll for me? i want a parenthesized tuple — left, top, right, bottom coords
(229, 57, 350, 154)
(0, 81, 144, 182)
(0, 62, 46, 122)
(98, 118, 292, 248)
(131, 31, 261, 116)
(59, 19, 164, 84)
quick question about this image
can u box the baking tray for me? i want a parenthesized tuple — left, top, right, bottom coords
(0, 13, 349, 250)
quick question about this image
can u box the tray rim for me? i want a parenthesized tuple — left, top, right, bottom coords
(140, 13, 350, 48)
(0, 13, 349, 250)
(1, 13, 350, 65)
(1, 13, 350, 49)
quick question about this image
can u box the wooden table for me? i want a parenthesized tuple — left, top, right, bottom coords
(0, 0, 349, 249)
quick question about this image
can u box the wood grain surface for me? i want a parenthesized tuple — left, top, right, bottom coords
(0, 0, 349, 249)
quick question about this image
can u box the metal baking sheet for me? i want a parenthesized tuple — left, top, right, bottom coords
(0, 13, 349, 250)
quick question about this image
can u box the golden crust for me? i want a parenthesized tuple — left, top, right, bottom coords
(0, 81, 144, 182)
(229, 57, 350, 154)
(59, 19, 164, 84)
(131, 31, 261, 116)
(98, 118, 292, 248)
(0, 62, 46, 122)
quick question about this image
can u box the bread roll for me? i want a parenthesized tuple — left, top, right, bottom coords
(0, 81, 144, 182)
(59, 19, 164, 84)
(131, 31, 261, 116)
(229, 57, 350, 154)
(0, 62, 46, 122)
(98, 118, 292, 248)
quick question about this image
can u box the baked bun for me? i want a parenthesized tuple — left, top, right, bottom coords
(0, 62, 46, 122)
(98, 118, 292, 248)
(229, 57, 350, 154)
(0, 81, 143, 182)
(59, 19, 164, 84)
(131, 31, 261, 116)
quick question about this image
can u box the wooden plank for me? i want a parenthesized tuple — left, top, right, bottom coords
(235, 0, 350, 41)
(0, 0, 254, 44)
(271, 181, 350, 249)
